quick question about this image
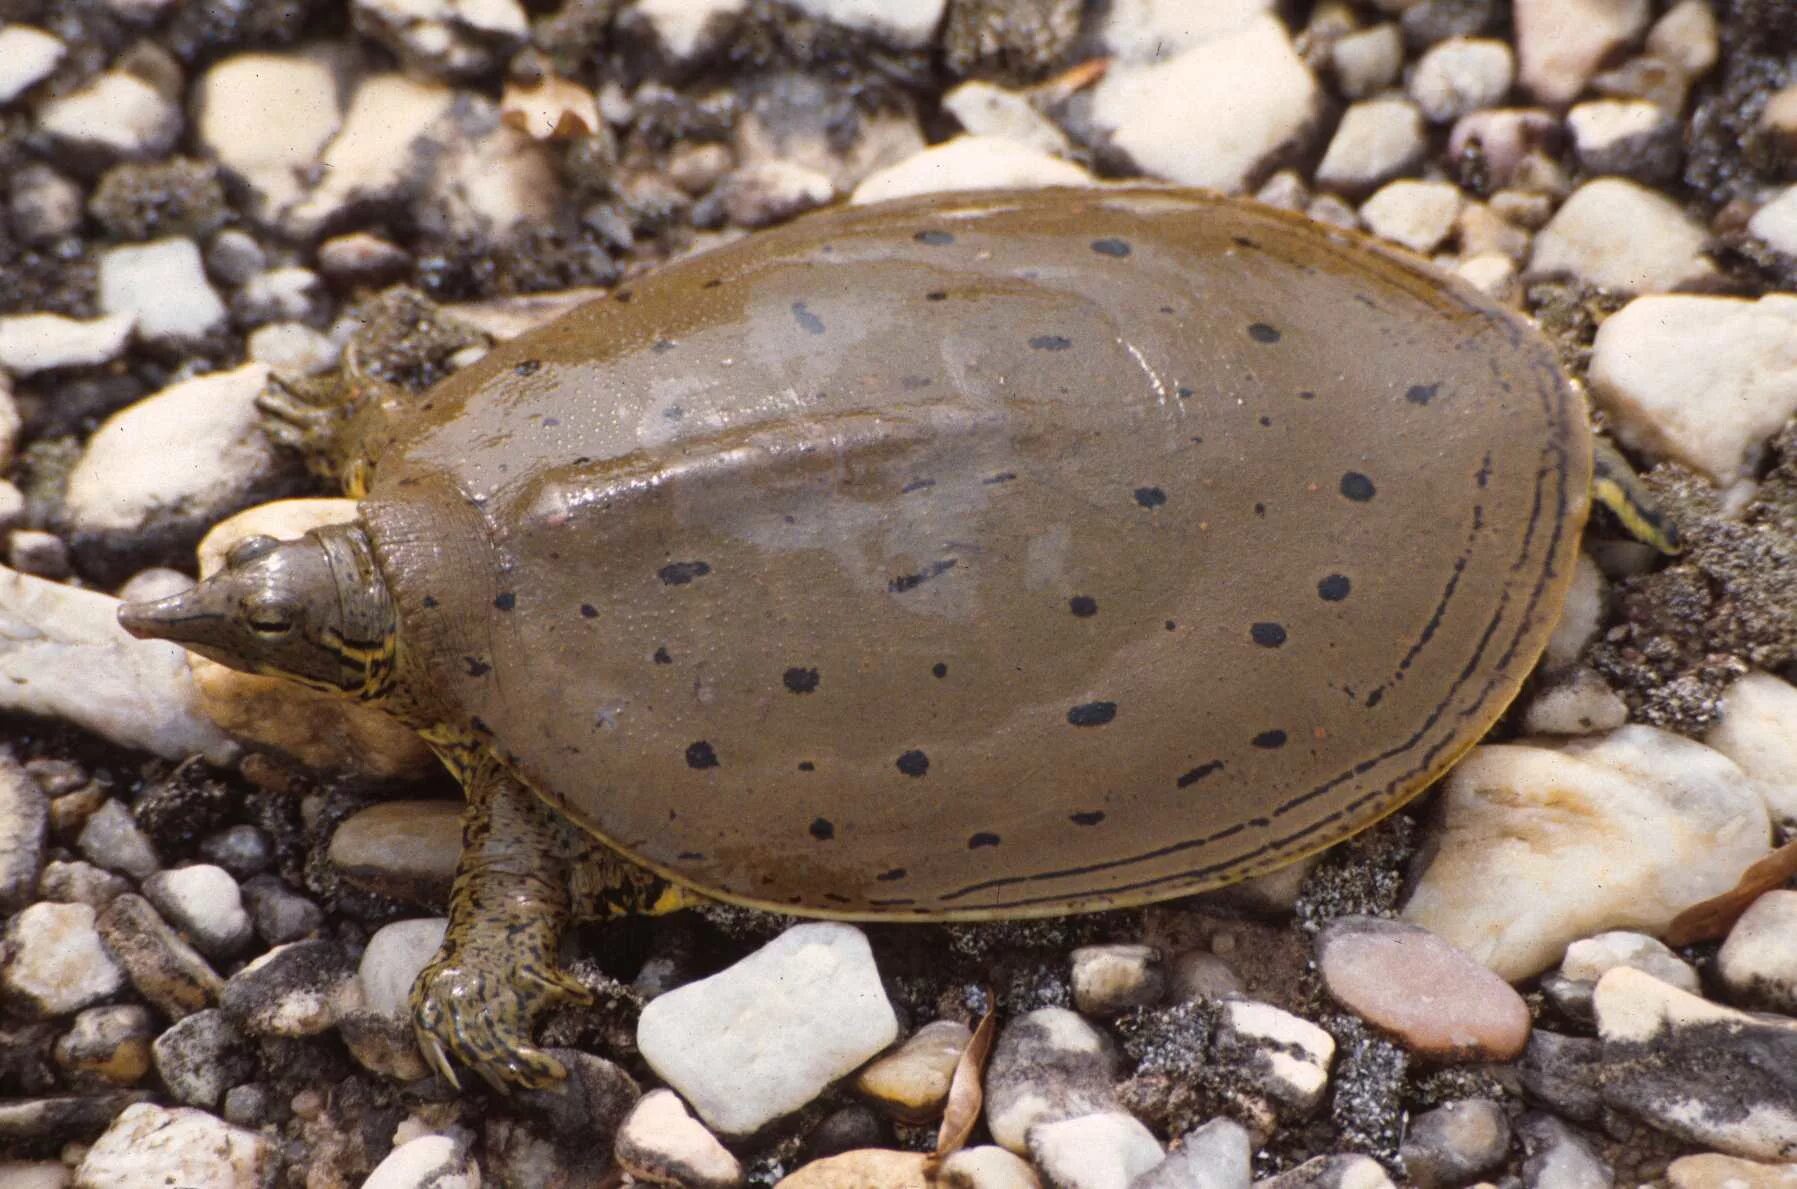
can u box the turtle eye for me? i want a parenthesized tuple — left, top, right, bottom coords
(243, 597, 296, 636)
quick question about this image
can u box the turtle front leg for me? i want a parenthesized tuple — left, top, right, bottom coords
(410, 754, 596, 1092)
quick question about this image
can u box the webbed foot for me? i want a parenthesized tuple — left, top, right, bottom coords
(411, 950, 593, 1091)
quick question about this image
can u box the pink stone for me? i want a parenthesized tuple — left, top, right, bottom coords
(1317, 916, 1531, 1060)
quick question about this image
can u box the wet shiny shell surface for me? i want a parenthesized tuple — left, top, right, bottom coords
(361, 187, 1591, 918)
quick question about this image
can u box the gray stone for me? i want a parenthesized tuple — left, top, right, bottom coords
(1566, 100, 1680, 182)
(142, 865, 253, 959)
(1213, 998, 1334, 1116)
(0, 751, 48, 912)
(1400, 1099, 1512, 1187)
(1255, 1155, 1397, 1189)
(197, 826, 272, 881)
(1519, 1114, 1612, 1189)
(53, 1004, 154, 1087)
(614, 1089, 743, 1188)
(37, 861, 131, 909)
(239, 874, 324, 945)
(1071, 944, 1166, 1015)
(151, 1009, 253, 1108)
(76, 800, 159, 882)
(1130, 1117, 1251, 1189)
(95, 894, 222, 1022)
(1, 902, 125, 1018)
(221, 939, 359, 1037)
(1029, 1112, 1163, 1187)
(984, 1007, 1123, 1154)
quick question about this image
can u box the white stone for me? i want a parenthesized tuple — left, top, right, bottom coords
(286, 74, 456, 238)
(854, 1019, 971, 1120)
(1360, 179, 1463, 254)
(65, 363, 274, 535)
(1, 902, 125, 1018)
(1330, 24, 1403, 101)
(1215, 998, 1335, 1113)
(0, 567, 237, 764)
(614, 1089, 742, 1188)
(143, 866, 253, 959)
(984, 1007, 1121, 1155)
(0, 1162, 69, 1189)
(196, 52, 343, 220)
(0, 26, 65, 105)
(636, 922, 899, 1136)
(1315, 98, 1426, 194)
(1748, 186, 1797, 258)
(1566, 99, 1677, 176)
(357, 918, 447, 1020)
(75, 1104, 275, 1189)
(1588, 294, 1797, 482)
(248, 323, 341, 376)
(938, 1147, 1042, 1189)
(634, 0, 746, 60)
(1544, 554, 1606, 669)
(0, 313, 133, 376)
(850, 136, 1091, 205)
(1522, 668, 1629, 736)
(36, 72, 180, 158)
(362, 1134, 478, 1189)
(1717, 891, 1797, 1013)
(1402, 726, 1771, 980)
(1100, 0, 1275, 64)
(1410, 38, 1515, 123)
(1562, 931, 1700, 993)
(427, 104, 563, 238)
(1514, 0, 1652, 106)
(352, 0, 527, 77)
(99, 239, 227, 343)
(785, 0, 945, 48)
(1668, 1155, 1797, 1189)
(1135, 1117, 1252, 1189)
(1646, 0, 1719, 80)
(1089, 16, 1319, 193)
(1707, 672, 1797, 827)
(1528, 179, 1714, 295)
(1027, 1113, 1164, 1189)
(943, 83, 1073, 158)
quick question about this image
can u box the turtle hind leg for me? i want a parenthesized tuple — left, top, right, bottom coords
(1592, 435, 1682, 554)
(410, 754, 597, 1092)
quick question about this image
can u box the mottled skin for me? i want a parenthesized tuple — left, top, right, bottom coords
(119, 187, 1669, 1090)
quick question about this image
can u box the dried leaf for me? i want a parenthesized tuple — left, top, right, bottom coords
(500, 75, 599, 141)
(1664, 835, 1797, 947)
(1034, 56, 1110, 105)
(929, 1003, 997, 1166)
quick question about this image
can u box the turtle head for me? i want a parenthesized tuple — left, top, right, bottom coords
(118, 524, 398, 700)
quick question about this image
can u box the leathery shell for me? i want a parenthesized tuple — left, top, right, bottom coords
(361, 187, 1590, 918)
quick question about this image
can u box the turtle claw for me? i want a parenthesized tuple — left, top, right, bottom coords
(411, 953, 575, 1092)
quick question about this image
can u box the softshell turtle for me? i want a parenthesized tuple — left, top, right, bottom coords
(119, 186, 1672, 1090)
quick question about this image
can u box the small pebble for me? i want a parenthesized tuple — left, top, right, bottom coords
(1254, 1154, 1397, 1189)
(1517, 1031, 1606, 1123)
(1071, 944, 1166, 1015)
(1028, 1112, 1164, 1189)
(1513, 0, 1651, 105)
(0, 26, 64, 104)
(95, 893, 224, 1021)
(1566, 99, 1680, 182)
(151, 1009, 253, 1108)
(239, 874, 325, 945)
(1527, 178, 1714, 295)
(1523, 668, 1629, 736)
(942, 83, 1074, 159)
(614, 1089, 743, 1189)
(352, 0, 525, 79)
(1716, 891, 1797, 1014)
(220, 939, 359, 1037)
(203, 229, 266, 286)
(0, 753, 48, 913)
(1410, 38, 1515, 123)
(76, 800, 160, 882)
(97, 239, 227, 344)
(1560, 931, 1700, 994)
(1359, 179, 1463, 253)
(52, 1004, 154, 1087)
(362, 1133, 480, 1189)
(1447, 108, 1562, 192)
(73, 1103, 275, 1189)
(284, 74, 457, 238)
(1, 902, 127, 1021)
(1399, 1099, 1512, 1188)
(1749, 186, 1797, 259)
(853, 1018, 971, 1122)
(0, 314, 135, 376)
(1330, 24, 1404, 101)
(1667, 1154, 1797, 1189)
(1706, 672, 1797, 827)
(1644, 0, 1718, 79)
(9, 164, 84, 245)
(849, 137, 1088, 206)
(247, 322, 341, 376)
(985, 1007, 1124, 1154)
(8, 531, 70, 580)
(196, 825, 271, 880)
(775, 1149, 930, 1188)
(36, 860, 131, 909)
(37, 72, 182, 160)
(1315, 98, 1427, 195)
(1132, 1116, 1252, 1189)
(142, 865, 253, 959)
(1168, 950, 1243, 1002)
(1518, 1113, 1612, 1189)
(328, 801, 461, 905)
(1213, 998, 1335, 1115)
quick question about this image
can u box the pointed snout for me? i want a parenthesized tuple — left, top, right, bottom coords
(117, 588, 220, 644)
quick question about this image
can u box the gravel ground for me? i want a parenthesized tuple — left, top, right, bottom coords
(2, 0, 1797, 1186)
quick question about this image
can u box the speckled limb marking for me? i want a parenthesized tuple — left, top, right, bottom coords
(411, 747, 696, 1091)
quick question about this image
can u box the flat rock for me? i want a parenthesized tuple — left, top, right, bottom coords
(784, 0, 945, 48)
(637, 922, 899, 1136)
(73, 1103, 275, 1189)
(1514, 0, 1651, 105)
(1027, 1112, 1164, 1189)
(0, 314, 134, 376)
(1717, 891, 1797, 1013)
(142, 865, 252, 959)
(75, 800, 158, 881)
(0, 902, 125, 1018)
(850, 136, 1091, 205)
(95, 894, 223, 1022)
(351, 0, 526, 79)
(1591, 294, 1797, 484)
(65, 363, 276, 538)
(985, 1006, 1123, 1154)
(36, 72, 181, 160)
(329, 802, 460, 905)
(1089, 15, 1319, 193)
(0, 752, 48, 912)
(1253, 1154, 1396, 1189)
(1314, 98, 1427, 195)
(97, 239, 226, 344)
(1410, 38, 1515, 123)
(220, 939, 358, 1037)
(1131, 1117, 1251, 1189)
(1359, 179, 1463, 254)
(1330, 25, 1404, 101)
(0, 26, 64, 104)
(1399, 1099, 1511, 1188)
(1668, 1154, 1797, 1189)
(1213, 997, 1335, 1115)
(1099, 0, 1274, 64)
(361, 1133, 479, 1189)
(1595, 967, 1797, 1160)
(1527, 178, 1714, 295)
(1707, 672, 1797, 827)
(1561, 931, 1700, 994)
(854, 1018, 970, 1122)
(1317, 916, 1530, 1060)
(195, 52, 343, 221)
(285, 74, 457, 238)
(239, 875, 324, 946)
(151, 1009, 253, 1108)
(1523, 668, 1629, 736)
(775, 1148, 930, 1187)
(37, 860, 131, 909)
(614, 1089, 743, 1188)
(1402, 726, 1770, 979)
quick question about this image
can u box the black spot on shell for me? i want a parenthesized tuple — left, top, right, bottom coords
(1252, 729, 1288, 749)
(678, 850, 704, 860)
(1254, 502, 1267, 517)
(1367, 688, 1386, 708)
(579, 603, 598, 619)
(900, 375, 933, 390)
(1318, 574, 1352, 602)
(925, 290, 948, 301)
(1067, 701, 1117, 727)
(983, 472, 1017, 485)
(896, 750, 929, 777)
(1248, 322, 1281, 343)
(1165, 620, 1177, 631)
(783, 666, 820, 694)
(1232, 235, 1259, 249)
(659, 561, 712, 585)
(791, 301, 825, 335)
(810, 817, 835, 841)
(1069, 595, 1098, 618)
(542, 416, 559, 427)
(1178, 760, 1223, 788)
(421, 595, 438, 609)
(685, 741, 718, 769)
(1250, 622, 1287, 648)
(653, 646, 672, 664)
(1030, 334, 1072, 351)
(1299, 390, 1316, 400)
(462, 656, 490, 677)
(914, 229, 954, 245)
(614, 290, 632, 302)
(1176, 386, 1194, 399)
(889, 559, 956, 593)
(513, 359, 541, 376)
(1340, 472, 1376, 502)
(900, 478, 935, 494)
(493, 592, 516, 611)
(1091, 237, 1131, 257)
(1134, 486, 1167, 508)
(1406, 382, 1441, 406)
(1070, 810, 1106, 826)
(470, 716, 492, 735)
(932, 662, 948, 678)
(652, 338, 676, 353)
(702, 277, 723, 289)
(876, 867, 907, 881)
(1259, 415, 1273, 427)
(798, 761, 816, 771)
(968, 832, 1000, 849)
